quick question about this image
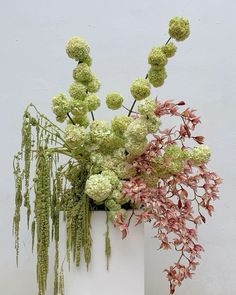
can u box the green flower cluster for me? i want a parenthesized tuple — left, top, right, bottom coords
(85, 173, 113, 202)
(106, 93, 124, 110)
(52, 36, 101, 124)
(64, 125, 86, 148)
(138, 98, 156, 115)
(161, 42, 177, 58)
(153, 145, 190, 178)
(145, 17, 189, 89)
(66, 36, 90, 62)
(168, 17, 190, 41)
(190, 145, 211, 166)
(130, 78, 151, 100)
(52, 93, 70, 122)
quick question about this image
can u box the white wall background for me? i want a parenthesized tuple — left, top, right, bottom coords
(0, 0, 235, 294)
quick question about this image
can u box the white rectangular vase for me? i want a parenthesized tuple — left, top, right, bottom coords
(60, 211, 144, 295)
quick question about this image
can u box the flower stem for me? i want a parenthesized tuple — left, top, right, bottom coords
(165, 36, 172, 45)
(128, 100, 136, 117)
(67, 113, 75, 125)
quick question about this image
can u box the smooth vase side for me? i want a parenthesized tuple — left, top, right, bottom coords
(59, 211, 144, 295)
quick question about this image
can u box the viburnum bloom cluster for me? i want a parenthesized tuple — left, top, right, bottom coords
(13, 16, 221, 295)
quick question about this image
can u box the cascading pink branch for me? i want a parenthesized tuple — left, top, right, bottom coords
(116, 99, 221, 294)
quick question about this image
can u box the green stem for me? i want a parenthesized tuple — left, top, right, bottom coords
(28, 103, 65, 134)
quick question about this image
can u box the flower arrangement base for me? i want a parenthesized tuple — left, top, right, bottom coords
(59, 211, 144, 295)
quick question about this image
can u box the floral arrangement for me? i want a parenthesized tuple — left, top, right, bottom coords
(13, 17, 221, 295)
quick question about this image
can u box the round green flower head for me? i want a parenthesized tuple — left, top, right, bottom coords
(138, 98, 156, 115)
(64, 125, 86, 148)
(87, 75, 101, 93)
(169, 17, 190, 41)
(148, 67, 167, 88)
(86, 94, 100, 111)
(125, 139, 148, 157)
(111, 115, 133, 136)
(85, 174, 112, 202)
(140, 115, 161, 133)
(106, 93, 124, 110)
(69, 82, 87, 100)
(68, 114, 90, 128)
(73, 63, 93, 82)
(83, 55, 92, 66)
(125, 119, 148, 140)
(191, 145, 211, 166)
(161, 42, 177, 58)
(101, 133, 125, 153)
(114, 162, 137, 179)
(69, 99, 88, 116)
(105, 199, 121, 211)
(101, 170, 120, 188)
(90, 120, 111, 144)
(66, 36, 90, 61)
(130, 79, 151, 101)
(51, 93, 70, 122)
(148, 47, 168, 67)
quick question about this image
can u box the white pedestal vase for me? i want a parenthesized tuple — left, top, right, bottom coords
(60, 211, 144, 295)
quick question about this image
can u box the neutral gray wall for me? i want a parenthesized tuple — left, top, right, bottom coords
(0, 0, 235, 294)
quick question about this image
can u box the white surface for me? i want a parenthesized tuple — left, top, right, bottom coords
(0, 0, 235, 295)
(60, 212, 144, 295)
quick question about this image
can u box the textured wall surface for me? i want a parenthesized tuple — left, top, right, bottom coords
(0, 0, 235, 294)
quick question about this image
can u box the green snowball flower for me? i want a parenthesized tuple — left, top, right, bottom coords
(190, 145, 211, 166)
(130, 78, 151, 101)
(148, 67, 167, 88)
(106, 93, 124, 110)
(105, 199, 121, 211)
(73, 63, 93, 82)
(125, 138, 148, 157)
(165, 144, 189, 160)
(51, 93, 70, 122)
(86, 94, 100, 111)
(125, 119, 148, 140)
(67, 114, 90, 128)
(148, 47, 168, 67)
(153, 144, 189, 178)
(64, 124, 86, 148)
(101, 133, 125, 153)
(111, 116, 133, 136)
(114, 162, 137, 179)
(85, 174, 112, 202)
(83, 55, 92, 66)
(69, 99, 88, 116)
(101, 170, 120, 188)
(68, 82, 87, 100)
(87, 75, 101, 93)
(66, 36, 90, 61)
(161, 42, 177, 58)
(138, 98, 156, 115)
(90, 120, 111, 144)
(140, 115, 161, 133)
(169, 17, 190, 41)
(90, 152, 107, 173)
